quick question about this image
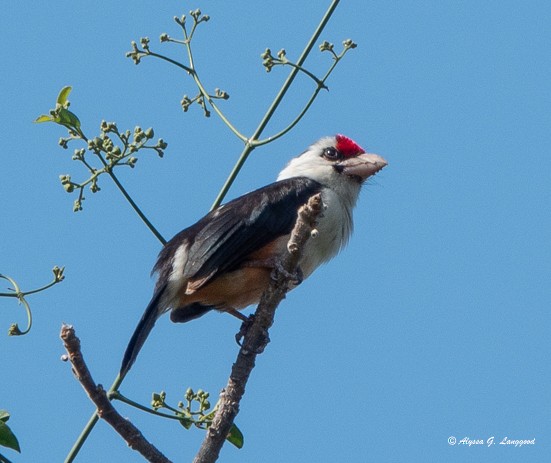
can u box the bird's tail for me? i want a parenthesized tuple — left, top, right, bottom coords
(120, 283, 168, 378)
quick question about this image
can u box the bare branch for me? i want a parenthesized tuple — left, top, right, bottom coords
(60, 324, 172, 463)
(193, 193, 323, 463)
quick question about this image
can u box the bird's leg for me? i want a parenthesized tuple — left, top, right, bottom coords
(234, 313, 256, 346)
(226, 307, 250, 323)
(234, 313, 270, 353)
(228, 308, 270, 352)
(225, 308, 254, 345)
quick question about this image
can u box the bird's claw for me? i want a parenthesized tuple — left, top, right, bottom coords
(235, 314, 270, 354)
(235, 314, 255, 346)
(271, 262, 303, 285)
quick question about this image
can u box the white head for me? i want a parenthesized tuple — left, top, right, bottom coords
(277, 134, 387, 207)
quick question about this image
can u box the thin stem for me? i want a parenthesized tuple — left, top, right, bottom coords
(276, 61, 327, 88)
(0, 274, 20, 297)
(77, 132, 166, 245)
(190, 72, 247, 142)
(210, 0, 341, 210)
(146, 51, 193, 74)
(109, 170, 166, 245)
(183, 33, 246, 142)
(255, 53, 342, 146)
(94, 154, 166, 245)
(80, 157, 97, 174)
(147, 50, 246, 143)
(18, 278, 58, 297)
(112, 392, 186, 421)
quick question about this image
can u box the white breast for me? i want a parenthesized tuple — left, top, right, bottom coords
(299, 187, 353, 278)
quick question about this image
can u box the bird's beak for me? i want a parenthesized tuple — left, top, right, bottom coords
(337, 153, 388, 181)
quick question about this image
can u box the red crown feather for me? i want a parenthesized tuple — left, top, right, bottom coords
(335, 134, 365, 158)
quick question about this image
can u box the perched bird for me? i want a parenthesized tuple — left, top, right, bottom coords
(121, 135, 387, 376)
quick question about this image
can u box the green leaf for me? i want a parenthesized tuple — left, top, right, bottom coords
(57, 86, 72, 106)
(56, 108, 81, 130)
(226, 423, 244, 449)
(0, 421, 20, 453)
(34, 114, 54, 123)
(0, 411, 9, 423)
(178, 417, 193, 430)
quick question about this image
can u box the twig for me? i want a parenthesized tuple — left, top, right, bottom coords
(192, 193, 322, 463)
(209, 0, 341, 210)
(59, 324, 172, 463)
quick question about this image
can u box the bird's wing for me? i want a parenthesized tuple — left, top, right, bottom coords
(154, 177, 322, 290)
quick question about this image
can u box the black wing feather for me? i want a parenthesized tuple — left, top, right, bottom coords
(155, 177, 322, 288)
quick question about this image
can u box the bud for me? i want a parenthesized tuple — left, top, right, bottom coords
(181, 95, 192, 112)
(73, 199, 83, 212)
(343, 39, 357, 49)
(319, 41, 334, 52)
(140, 37, 150, 50)
(52, 266, 65, 282)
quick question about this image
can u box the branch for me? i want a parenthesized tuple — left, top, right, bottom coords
(59, 324, 172, 463)
(193, 193, 322, 463)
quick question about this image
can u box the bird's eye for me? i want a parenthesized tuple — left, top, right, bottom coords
(322, 147, 342, 161)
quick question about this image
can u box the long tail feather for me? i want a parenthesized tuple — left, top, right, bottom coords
(120, 283, 168, 378)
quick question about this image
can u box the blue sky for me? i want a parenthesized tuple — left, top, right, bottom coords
(1, 1, 550, 462)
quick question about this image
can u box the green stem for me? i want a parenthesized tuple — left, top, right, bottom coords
(146, 51, 193, 74)
(147, 50, 246, 143)
(0, 274, 20, 297)
(184, 37, 246, 142)
(111, 392, 186, 421)
(255, 52, 342, 146)
(276, 60, 327, 88)
(94, 154, 167, 245)
(109, 170, 166, 245)
(18, 279, 59, 297)
(210, 0, 341, 210)
(79, 132, 166, 245)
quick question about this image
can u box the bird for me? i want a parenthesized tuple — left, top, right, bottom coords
(120, 134, 387, 377)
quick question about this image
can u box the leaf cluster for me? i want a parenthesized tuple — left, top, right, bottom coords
(36, 87, 167, 213)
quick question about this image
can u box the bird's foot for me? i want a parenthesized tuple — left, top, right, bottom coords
(235, 313, 255, 346)
(271, 261, 303, 286)
(234, 314, 270, 354)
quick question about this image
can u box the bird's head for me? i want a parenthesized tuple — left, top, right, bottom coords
(277, 134, 387, 202)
